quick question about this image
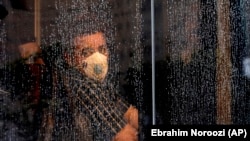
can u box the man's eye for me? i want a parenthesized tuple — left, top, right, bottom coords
(98, 45, 108, 55)
(81, 47, 94, 57)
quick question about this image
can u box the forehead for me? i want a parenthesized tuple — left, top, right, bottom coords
(74, 32, 107, 50)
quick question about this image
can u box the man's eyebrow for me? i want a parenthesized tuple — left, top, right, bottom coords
(90, 44, 106, 50)
(78, 43, 106, 50)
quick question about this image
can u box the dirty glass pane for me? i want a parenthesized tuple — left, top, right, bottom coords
(154, 0, 250, 126)
(231, 0, 250, 124)
(0, 0, 145, 140)
(156, 0, 217, 125)
(2, 0, 250, 140)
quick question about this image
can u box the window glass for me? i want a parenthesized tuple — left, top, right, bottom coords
(0, 0, 144, 140)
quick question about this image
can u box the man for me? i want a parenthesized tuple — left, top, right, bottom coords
(65, 32, 139, 140)
(19, 31, 138, 141)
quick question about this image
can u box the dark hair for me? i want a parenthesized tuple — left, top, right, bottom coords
(54, 1, 113, 53)
(42, 1, 118, 78)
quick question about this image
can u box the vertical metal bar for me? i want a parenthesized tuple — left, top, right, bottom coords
(151, 0, 156, 125)
(216, 0, 232, 124)
(34, 0, 41, 46)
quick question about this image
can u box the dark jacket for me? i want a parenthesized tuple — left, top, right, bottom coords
(36, 44, 129, 141)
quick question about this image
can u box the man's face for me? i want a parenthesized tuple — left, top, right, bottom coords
(66, 32, 109, 82)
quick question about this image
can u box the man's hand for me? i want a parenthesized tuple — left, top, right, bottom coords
(18, 42, 41, 59)
(113, 106, 138, 141)
(18, 42, 44, 64)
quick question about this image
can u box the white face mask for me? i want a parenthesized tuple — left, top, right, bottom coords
(81, 52, 108, 82)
